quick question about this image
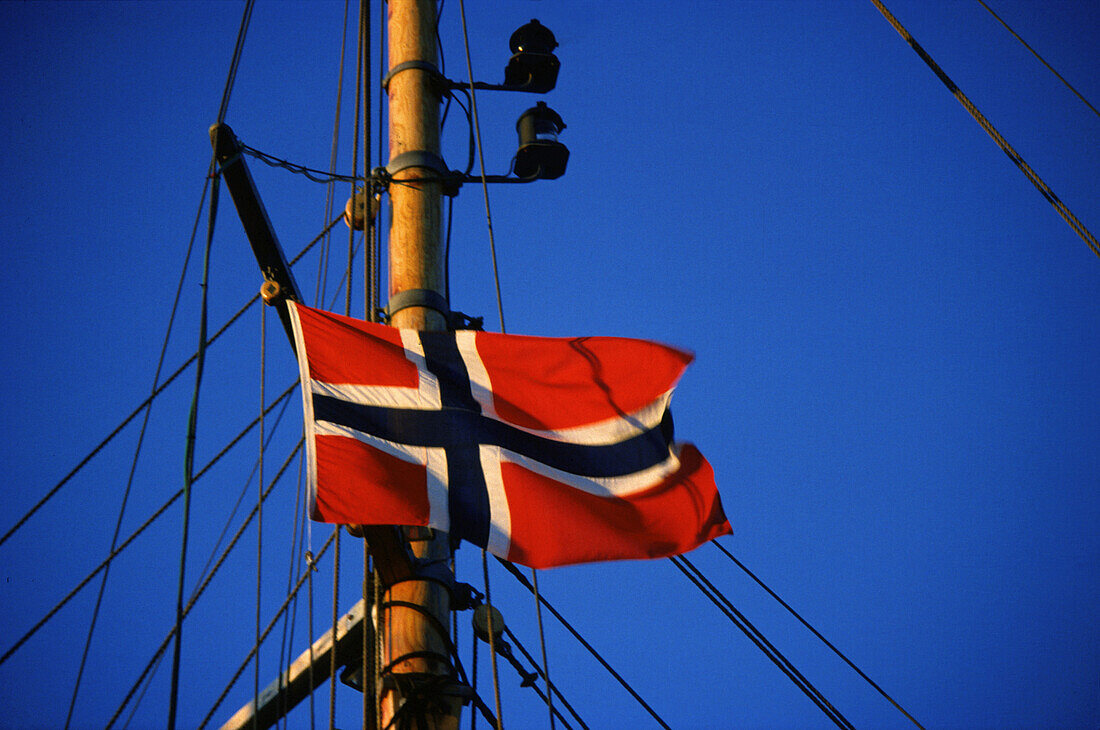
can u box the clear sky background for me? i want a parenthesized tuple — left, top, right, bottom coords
(1, 1, 1097, 728)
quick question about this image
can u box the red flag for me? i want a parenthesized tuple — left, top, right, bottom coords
(289, 302, 731, 568)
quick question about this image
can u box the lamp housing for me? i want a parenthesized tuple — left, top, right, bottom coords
(503, 20, 560, 92)
(514, 102, 568, 179)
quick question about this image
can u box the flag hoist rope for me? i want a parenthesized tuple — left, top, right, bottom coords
(871, 0, 1099, 260)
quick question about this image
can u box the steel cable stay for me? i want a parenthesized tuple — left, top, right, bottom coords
(712, 541, 925, 729)
(669, 555, 854, 730)
(0, 383, 298, 670)
(104, 437, 305, 730)
(0, 216, 340, 550)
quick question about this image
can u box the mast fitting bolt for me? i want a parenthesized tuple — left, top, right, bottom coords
(260, 280, 282, 305)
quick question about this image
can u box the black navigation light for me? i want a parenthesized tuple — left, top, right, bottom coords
(503, 19, 560, 92)
(514, 101, 568, 179)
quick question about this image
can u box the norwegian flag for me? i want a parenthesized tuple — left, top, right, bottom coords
(288, 301, 731, 569)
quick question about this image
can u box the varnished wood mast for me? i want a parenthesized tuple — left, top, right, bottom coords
(219, 1, 462, 728)
(381, 0, 462, 728)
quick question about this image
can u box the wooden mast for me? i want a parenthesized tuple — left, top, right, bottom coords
(218, 3, 464, 726)
(380, 1, 461, 728)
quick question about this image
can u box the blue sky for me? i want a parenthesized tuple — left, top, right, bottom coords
(1, 1, 1097, 728)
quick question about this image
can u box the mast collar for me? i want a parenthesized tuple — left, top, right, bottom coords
(385, 288, 450, 322)
(383, 288, 483, 331)
(382, 60, 448, 93)
(384, 151, 461, 196)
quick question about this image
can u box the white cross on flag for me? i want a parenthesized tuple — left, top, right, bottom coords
(288, 301, 730, 569)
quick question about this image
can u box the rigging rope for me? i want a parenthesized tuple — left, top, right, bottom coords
(870, 0, 1100, 260)
(670, 555, 854, 729)
(127, 378, 296, 730)
(328, 7, 364, 722)
(480, 552, 504, 730)
(364, 0, 378, 327)
(255, 299, 268, 723)
(57, 207, 338, 727)
(317, 0, 353, 316)
(277, 439, 310, 730)
(242, 144, 365, 185)
(63, 170, 212, 730)
(531, 568, 556, 730)
(122, 429, 302, 728)
(713, 542, 925, 728)
(455, 3, 561, 726)
(0, 216, 339, 550)
(168, 166, 219, 730)
(0, 383, 297, 670)
(346, 0, 365, 323)
(215, 0, 255, 125)
(363, 539, 374, 730)
(198, 527, 338, 730)
(105, 438, 304, 729)
(171, 36, 260, 726)
(307, 547, 317, 730)
(975, 0, 1099, 120)
(499, 624, 587, 730)
(357, 4, 378, 728)
(330, 528, 342, 730)
(457, 0, 506, 333)
(193, 388, 296, 611)
(496, 559, 672, 729)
